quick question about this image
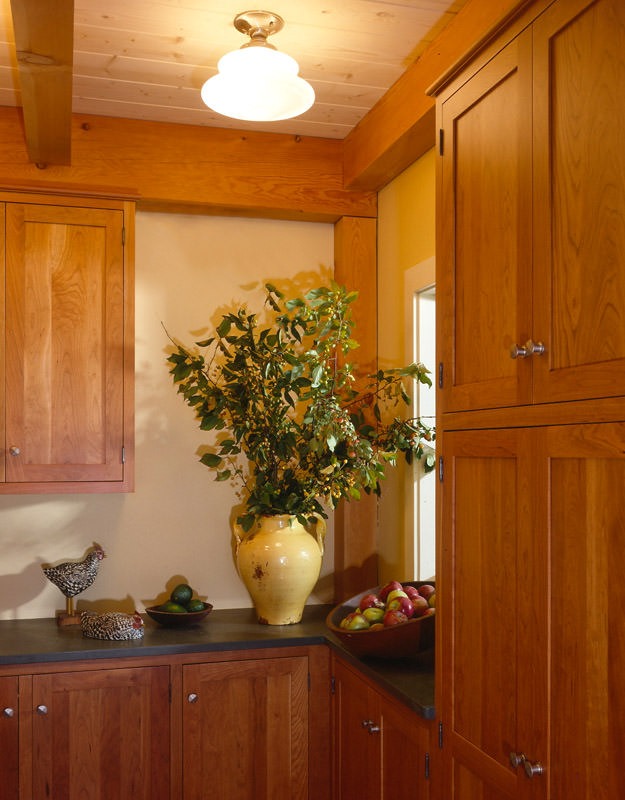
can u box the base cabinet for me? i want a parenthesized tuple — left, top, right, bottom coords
(332, 655, 431, 799)
(25, 665, 170, 800)
(1, 675, 19, 800)
(181, 656, 310, 800)
(1, 644, 332, 800)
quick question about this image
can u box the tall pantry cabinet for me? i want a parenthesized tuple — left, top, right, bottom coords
(433, 0, 625, 798)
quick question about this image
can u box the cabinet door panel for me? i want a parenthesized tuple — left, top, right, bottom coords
(0, 675, 18, 800)
(183, 657, 308, 800)
(381, 695, 429, 798)
(547, 423, 625, 800)
(533, 0, 625, 402)
(441, 429, 545, 799)
(439, 32, 533, 413)
(32, 666, 170, 800)
(333, 659, 379, 799)
(5, 203, 125, 482)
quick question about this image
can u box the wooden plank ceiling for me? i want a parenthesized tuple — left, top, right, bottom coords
(1, 0, 467, 166)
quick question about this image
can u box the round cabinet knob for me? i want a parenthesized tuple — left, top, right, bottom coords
(187, 693, 198, 704)
(361, 719, 374, 729)
(510, 339, 545, 359)
(36, 704, 48, 715)
(509, 751, 526, 768)
(524, 760, 545, 779)
(368, 723, 381, 734)
(8, 446, 20, 456)
(3, 707, 14, 717)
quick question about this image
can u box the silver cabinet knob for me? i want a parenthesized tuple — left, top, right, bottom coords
(3, 707, 14, 717)
(510, 751, 526, 768)
(8, 446, 20, 456)
(36, 704, 48, 715)
(510, 339, 545, 359)
(361, 719, 380, 734)
(524, 760, 544, 779)
(187, 693, 198, 704)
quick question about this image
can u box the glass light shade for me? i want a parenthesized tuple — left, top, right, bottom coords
(201, 46, 315, 122)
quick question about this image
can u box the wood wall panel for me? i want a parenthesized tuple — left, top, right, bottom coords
(333, 216, 379, 600)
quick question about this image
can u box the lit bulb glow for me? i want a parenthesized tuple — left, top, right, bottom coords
(201, 46, 315, 122)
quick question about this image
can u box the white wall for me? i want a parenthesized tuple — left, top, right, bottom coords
(0, 212, 334, 620)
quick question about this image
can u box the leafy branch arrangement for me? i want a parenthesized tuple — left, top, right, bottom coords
(167, 283, 435, 532)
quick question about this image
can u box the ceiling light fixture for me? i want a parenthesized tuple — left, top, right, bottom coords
(200, 10, 315, 122)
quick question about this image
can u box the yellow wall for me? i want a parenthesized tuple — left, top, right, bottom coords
(0, 213, 334, 620)
(376, 149, 436, 583)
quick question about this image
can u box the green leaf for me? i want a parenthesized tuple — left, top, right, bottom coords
(216, 318, 232, 337)
(200, 453, 222, 468)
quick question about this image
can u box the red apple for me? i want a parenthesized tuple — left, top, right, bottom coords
(383, 609, 408, 627)
(402, 585, 421, 603)
(359, 592, 384, 611)
(378, 580, 403, 602)
(411, 596, 430, 617)
(387, 595, 415, 618)
(417, 583, 435, 600)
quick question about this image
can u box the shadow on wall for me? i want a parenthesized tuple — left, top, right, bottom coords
(0, 495, 125, 619)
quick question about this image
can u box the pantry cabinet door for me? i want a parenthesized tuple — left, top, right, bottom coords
(182, 656, 309, 800)
(31, 666, 170, 800)
(545, 422, 625, 800)
(440, 428, 547, 800)
(5, 202, 126, 483)
(532, 0, 625, 403)
(438, 31, 533, 413)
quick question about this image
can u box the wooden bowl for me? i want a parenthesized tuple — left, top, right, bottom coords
(326, 582, 434, 659)
(145, 603, 213, 627)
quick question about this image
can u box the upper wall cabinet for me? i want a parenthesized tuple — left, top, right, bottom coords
(436, 0, 625, 414)
(1, 191, 134, 493)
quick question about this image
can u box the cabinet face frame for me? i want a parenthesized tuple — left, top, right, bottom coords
(0, 191, 134, 493)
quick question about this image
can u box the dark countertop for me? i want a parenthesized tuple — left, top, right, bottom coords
(0, 604, 435, 719)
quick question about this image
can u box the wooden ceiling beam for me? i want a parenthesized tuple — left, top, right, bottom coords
(343, 0, 530, 191)
(10, 0, 74, 166)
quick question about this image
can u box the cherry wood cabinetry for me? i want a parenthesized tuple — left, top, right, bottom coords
(441, 423, 625, 799)
(437, 0, 625, 415)
(0, 675, 19, 800)
(434, 0, 625, 797)
(20, 663, 170, 800)
(181, 655, 310, 800)
(0, 643, 331, 800)
(332, 655, 431, 799)
(1, 191, 134, 493)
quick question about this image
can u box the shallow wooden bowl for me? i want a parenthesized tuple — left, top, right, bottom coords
(326, 582, 434, 659)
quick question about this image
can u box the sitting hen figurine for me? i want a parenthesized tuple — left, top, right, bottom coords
(42, 544, 106, 624)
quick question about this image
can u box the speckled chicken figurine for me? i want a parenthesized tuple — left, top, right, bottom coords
(42, 544, 106, 625)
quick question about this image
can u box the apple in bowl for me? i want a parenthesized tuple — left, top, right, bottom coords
(327, 581, 436, 659)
